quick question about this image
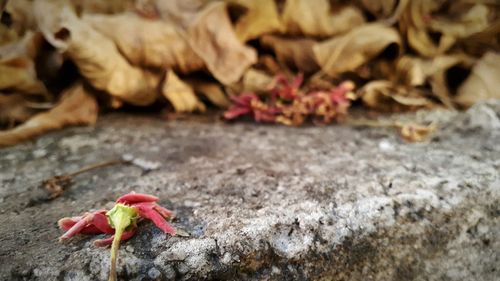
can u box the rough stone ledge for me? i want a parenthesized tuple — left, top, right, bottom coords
(0, 101, 499, 281)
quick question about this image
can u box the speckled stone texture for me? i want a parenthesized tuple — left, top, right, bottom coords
(0, 101, 499, 281)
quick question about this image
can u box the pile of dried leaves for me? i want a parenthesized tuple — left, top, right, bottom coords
(1, 0, 499, 146)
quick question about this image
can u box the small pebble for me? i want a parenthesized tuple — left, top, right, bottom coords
(147, 267, 161, 279)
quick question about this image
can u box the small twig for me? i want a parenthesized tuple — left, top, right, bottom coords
(42, 159, 127, 200)
(65, 159, 126, 178)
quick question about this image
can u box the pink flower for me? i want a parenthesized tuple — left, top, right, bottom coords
(58, 192, 175, 246)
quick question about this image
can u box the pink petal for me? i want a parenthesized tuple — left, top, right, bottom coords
(58, 216, 83, 231)
(224, 106, 252, 120)
(116, 192, 158, 204)
(153, 205, 175, 219)
(59, 213, 94, 241)
(91, 212, 114, 234)
(134, 203, 176, 236)
(93, 230, 137, 247)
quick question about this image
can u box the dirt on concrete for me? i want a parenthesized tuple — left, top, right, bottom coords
(0, 101, 499, 281)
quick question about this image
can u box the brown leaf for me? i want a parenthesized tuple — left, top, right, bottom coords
(83, 13, 205, 73)
(455, 52, 500, 108)
(227, 0, 283, 42)
(34, 0, 159, 106)
(0, 83, 98, 147)
(162, 70, 206, 113)
(313, 23, 401, 77)
(187, 2, 257, 85)
(261, 35, 319, 73)
(282, 0, 365, 38)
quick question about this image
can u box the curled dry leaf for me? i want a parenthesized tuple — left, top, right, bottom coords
(227, 0, 283, 42)
(241, 68, 273, 93)
(83, 13, 205, 73)
(0, 83, 97, 147)
(396, 122, 436, 143)
(162, 70, 206, 113)
(261, 35, 319, 74)
(187, 1, 257, 85)
(70, 0, 135, 14)
(0, 94, 39, 126)
(191, 80, 230, 108)
(153, 0, 207, 29)
(34, 0, 159, 106)
(399, 0, 455, 58)
(360, 80, 434, 112)
(429, 4, 491, 51)
(358, 0, 397, 19)
(4, 0, 37, 35)
(282, 0, 365, 38)
(455, 52, 500, 108)
(313, 23, 401, 77)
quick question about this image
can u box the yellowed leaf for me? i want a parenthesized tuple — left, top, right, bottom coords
(0, 83, 98, 147)
(34, 0, 159, 106)
(282, 0, 365, 38)
(162, 71, 206, 113)
(187, 2, 257, 85)
(313, 23, 401, 77)
(227, 0, 283, 42)
(455, 52, 500, 108)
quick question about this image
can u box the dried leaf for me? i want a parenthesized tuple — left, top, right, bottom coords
(191, 81, 230, 108)
(313, 23, 401, 77)
(0, 83, 98, 147)
(4, 0, 36, 35)
(430, 4, 491, 48)
(83, 13, 205, 73)
(227, 0, 283, 42)
(187, 2, 257, 85)
(261, 35, 319, 73)
(162, 70, 206, 113)
(358, 0, 397, 18)
(396, 122, 436, 142)
(241, 68, 273, 93)
(360, 80, 434, 112)
(0, 94, 39, 126)
(153, 0, 207, 29)
(34, 0, 159, 106)
(399, 0, 451, 57)
(282, 0, 365, 37)
(70, 0, 135, 14)
(455, 52, 500, 108)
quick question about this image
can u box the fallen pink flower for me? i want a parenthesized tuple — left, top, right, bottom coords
(58, 192, 176, 281)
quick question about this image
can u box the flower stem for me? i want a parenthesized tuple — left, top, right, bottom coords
(109, 226, 123, 281)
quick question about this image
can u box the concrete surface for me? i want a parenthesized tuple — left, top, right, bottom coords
(0, 101, 499, 281)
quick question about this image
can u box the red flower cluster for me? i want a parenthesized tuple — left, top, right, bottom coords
(58, 192, 176, 246)
(224, 74, 355, 126)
